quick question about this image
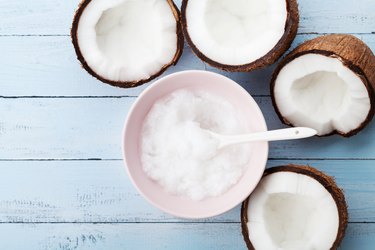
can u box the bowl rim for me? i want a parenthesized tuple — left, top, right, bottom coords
(122, 70, 269, 219)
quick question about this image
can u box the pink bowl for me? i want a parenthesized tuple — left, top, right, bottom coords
(123, 70, 268, 219)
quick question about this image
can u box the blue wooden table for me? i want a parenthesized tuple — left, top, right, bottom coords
(0, 0, 374, 249)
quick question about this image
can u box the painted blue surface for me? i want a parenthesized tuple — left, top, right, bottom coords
(0, 0, 374, 249)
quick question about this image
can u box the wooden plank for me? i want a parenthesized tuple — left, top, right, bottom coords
(0, 36, 267, 97)
(0, 0, 375, 35)
(0, 222, 372, 250)
(1, 97, 375, 159)
(0, 38, 205, 97)
(0, 160, 372, 223)
(0, 98, 133, 160)
(0, 223, 254, 250)
(343, 223, 375, 250)
(0, 34, 374, 97)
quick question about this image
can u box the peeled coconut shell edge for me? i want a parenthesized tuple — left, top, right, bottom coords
(181, 0, 299, 72)
(270, 34, 375, 137)
(241, 164, 348, 250)
(71, 0, 185, 88)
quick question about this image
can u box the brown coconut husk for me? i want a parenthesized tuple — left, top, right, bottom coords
(271, 34, 375, 137)
(241, 165, 348, 250)
(71, 0, 184, 88)
(181, 0, 299, 72)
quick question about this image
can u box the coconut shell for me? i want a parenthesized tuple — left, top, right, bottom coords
(271, 34, 375, 137)
(241, 165, 348, 250)
(181, 0, 299, 72)
(71, 0, 184, 88)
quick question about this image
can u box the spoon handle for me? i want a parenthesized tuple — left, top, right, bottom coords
(219, 127, 317, 148)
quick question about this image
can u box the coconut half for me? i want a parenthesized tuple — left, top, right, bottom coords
(271, 34, 375, 136)
(181, 0, 299, 71)
(71, 0, 184, 88)
(241, 165, 348, 250)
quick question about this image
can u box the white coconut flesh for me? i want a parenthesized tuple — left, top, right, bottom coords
(274, 54, 371, 135)
(246, 172, 339, 250)
(77, 0, 178, 82)
(185, 0, 287, 65)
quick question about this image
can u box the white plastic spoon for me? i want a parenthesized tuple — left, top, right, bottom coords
(205, 127, 317, 150)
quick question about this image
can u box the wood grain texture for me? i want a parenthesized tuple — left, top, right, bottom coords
(0, 222, 372, 250)
(1, 97, 375, 160)
(0, 0, 375, 35)
(0, 223, 245, 250)
(0, 160, 372, 223)
(0, 0, 375, 248)
(0, 34, 374, 97)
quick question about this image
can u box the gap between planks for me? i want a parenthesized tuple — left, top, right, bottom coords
(0, 221, 369, 224)
(0, 95, 270, 99)
(1, 158, 375, 162)
(0, 96, 138, 99)
(0, 32, 374, 37)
